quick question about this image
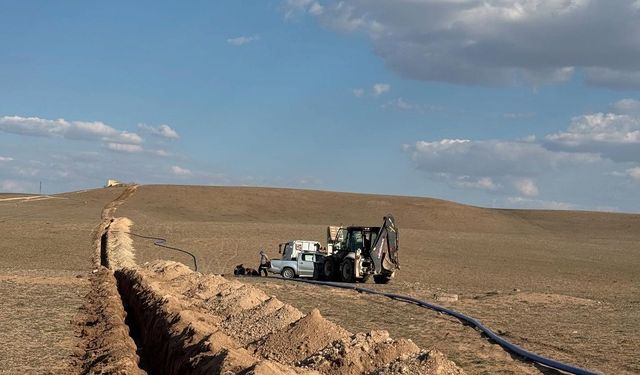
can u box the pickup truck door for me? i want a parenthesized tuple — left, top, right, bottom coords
(298, 253, 315, 277)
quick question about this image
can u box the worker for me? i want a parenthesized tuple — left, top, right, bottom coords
(258, 250, 270, 277)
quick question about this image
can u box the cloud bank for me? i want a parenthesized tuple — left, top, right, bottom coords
(405, 98, 640, 210)
(287, 0, 640, 88)
(0, 116, 142, 145)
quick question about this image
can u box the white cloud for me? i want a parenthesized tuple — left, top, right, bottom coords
(171, 165, 192, 176)
(106, 143, 144, 153)
(283, 0, 324, 19)
(352, 88, 365, 97)
(138, 123, 179, 140)
(0, 179, 32, 193)
(404, 102, 640, 210)
(454, 176, 500, 191)
(514, 178, 539, 197)
(385, 97, 413, 111)
(506, 197, 577, 210)
(612, 98, 640, 115)
(16, 167, 39, 177)
(544, 112, 640, 161)
(628, 167, 640, 181)
(406, 138, 598, 179)
(152, 149, 170, 157)
(298, 1, 640, 88)
(395, 98, 412, 110)
(503, 112, 535, 119)
(309, 2, 324, 15)
(226, 35, 260, 46)
(0, 156, 13, 162)
(615, 166, 640, 182)
(0, 116, 143, 144)
(373, 83, 390, 96)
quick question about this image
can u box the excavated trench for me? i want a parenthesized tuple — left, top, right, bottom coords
(77, 185, 466, 374)
(111, 260, 467, 375)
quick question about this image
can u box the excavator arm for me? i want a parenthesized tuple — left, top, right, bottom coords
(369, 214, 399, 275)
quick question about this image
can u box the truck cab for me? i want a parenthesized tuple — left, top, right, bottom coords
(268, 240, 321, 278)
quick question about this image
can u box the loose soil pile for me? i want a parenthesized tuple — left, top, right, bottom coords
(371, 350, 467, 375)
(111, 259, 465, 374)
(250, 307, 351, 364)
(299, 330, 421, 375)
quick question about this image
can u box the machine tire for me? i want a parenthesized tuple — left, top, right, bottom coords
(323, 259, 334, 280)
(373, 274, 392, 284)
(340, 259, 355, 283)
(281, 268, 295, 279)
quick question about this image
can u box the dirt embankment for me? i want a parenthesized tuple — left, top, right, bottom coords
(73, 269, 145, 375)
(114, 260, 466, 375)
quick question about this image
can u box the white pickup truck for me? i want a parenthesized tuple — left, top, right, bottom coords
(268, 240, 322, 279)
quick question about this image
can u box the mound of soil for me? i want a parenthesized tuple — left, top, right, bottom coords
(221, 297, 304, 345)
(370, 350, 466, 375)
(146, 259, 194, 280)
(299, 330, 420, 375)
(207, 283, 270, 317)
(251, 308, 351, 364)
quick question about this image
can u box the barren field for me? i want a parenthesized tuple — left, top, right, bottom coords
(0, 189, 123, 374)
(1, 184, 639, 374)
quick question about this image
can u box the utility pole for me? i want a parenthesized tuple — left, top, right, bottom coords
(39, 181, 42, 195)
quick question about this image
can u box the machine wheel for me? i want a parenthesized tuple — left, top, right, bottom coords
(340, 259, 355, 283)
(281, 268, 295, 279)
(373, 274, 392, 284)
(323, 260, 334, 280)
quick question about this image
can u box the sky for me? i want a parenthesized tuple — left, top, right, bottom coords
(1, 0, 639, 212)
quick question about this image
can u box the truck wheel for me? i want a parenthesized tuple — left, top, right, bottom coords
(340, 259, 355, 283)
(323, 260, 334, 280)
(373, 274, 392, 284)
(281, 268, 295, 279)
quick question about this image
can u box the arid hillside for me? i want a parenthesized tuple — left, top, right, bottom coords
(1, 185, 639, 374)
(119, 185, 640, 300)
(117, 185, 640, 374)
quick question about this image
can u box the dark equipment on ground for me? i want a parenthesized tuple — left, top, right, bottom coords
(233, 264, 259, 276)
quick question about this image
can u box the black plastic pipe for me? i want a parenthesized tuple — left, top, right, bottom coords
(279, 278, 601, 375)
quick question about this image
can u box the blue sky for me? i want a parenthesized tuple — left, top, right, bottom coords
(1, 1, 639, 212)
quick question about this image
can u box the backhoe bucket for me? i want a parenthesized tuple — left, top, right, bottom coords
(370, 214, 399, 274)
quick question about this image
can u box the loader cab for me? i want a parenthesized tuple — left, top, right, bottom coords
(334, 227, 380, 255)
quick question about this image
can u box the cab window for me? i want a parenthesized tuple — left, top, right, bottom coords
(302, 254, 314, 262)
(284, 243, 294, 259)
